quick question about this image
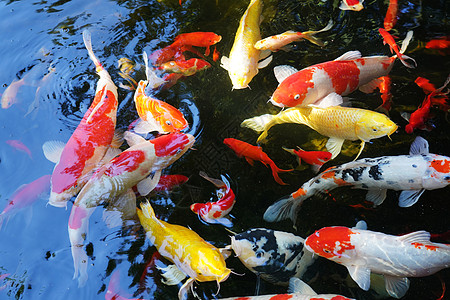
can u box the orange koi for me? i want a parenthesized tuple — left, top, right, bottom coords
(190, 171, 236, 227)
(42, 30, 119, 208)
(425, 36, 450, 55)
(5, 140, 32, 158)
(415, 77, 450, 112)
(172, 32, 222, 56)
(282, 147, 332, 174)
(379, 28, 416, 68)
(212, 46, 220, 62)
(154, 174, 189, 192)
(223, 138, 293, 185)
(375, 75, 393, 114)
(383, 0, 398, 31)
(159, 58, 211, 76)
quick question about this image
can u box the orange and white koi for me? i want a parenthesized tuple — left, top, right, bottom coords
(137, 201, 231, 300)
(305, 222, 450, 298)
(283, 147, 332, 173)
(159, 58, 211, 76)
(223, 138, 293, 185)
(190, 171, 235, 227)
(220, 0, 272, 89)
(339, 0, 364, 11)
(133, 52, 188, 134)
(0, 174, 51, 229)
(68, 132, 195, 287)
(254, 20, 333, 51)
(383, 0, 398, 31)
(154, 174, 189, 192)
(269, 31, 415, 108)
(172, 32, 222, 56)
(264, 137, 450, 226)
(42, 30, 119, 208)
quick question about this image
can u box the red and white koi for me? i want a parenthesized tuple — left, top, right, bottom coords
(305, 223, 450, 298)
(153, 174, 189, 192)
(254, 20, 333, 51)
(383, 0, 398, 31)
(0, 174, 51, 229)
(159, 58, 211, 76)
(223, 138, 293, 185)
(42, 30, 119, 208)
(190, 171, 235, 227)
(283, 147, 332, 174)
(68, 132, 195, 287)
(269, 31, 415, 108)
(264, 137, 450, 226)
(339, 0, 364, 11)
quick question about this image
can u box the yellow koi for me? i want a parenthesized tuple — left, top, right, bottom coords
(220, 0, 272, 89)
(137, 201, 231, 300)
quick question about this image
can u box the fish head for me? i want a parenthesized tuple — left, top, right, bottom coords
(304, 226, 358, 264)
(355, 112, 398, 142)
(206, 33, 222, 45)
(157, 102, 189, 132)
(150, 133, 195, 166)
(189, 250, 231, 283)
(425, 156, 450, 189)
(270, 78, 310, 108)
(190, 202, 211, 216)
(230, 73, 252, 90)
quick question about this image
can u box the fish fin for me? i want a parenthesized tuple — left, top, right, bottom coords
(178, 277, 194, 300)
(334, 50, 362, 61)
(398, 230, 431, 243)
(142, 51, 167, 89)
(400, 111, 410, 122)
(137, 170, 162, 196)
(204, 216, 233, 227)
(384, 276, 410, 299)
(365, 189, 387, 206)
(199, 171, 225, 188)
(103, 189, 137, 228)
(282, 147, 301, 164)
(301, 20, 334, 47)
(263, 195, 302, 226)
(398, 31, 417, 68)
(220, 56, 229, 71)
(71, 245, 89, 287)
(157, 264, 187, 286)
(241, 114, 275, 133)
(339, 1, 352, 10)
(219, 246, 233, 260)
(124, 131, 147, 147)
(98, 147, 122, 167)
(359, 78, 383, 94)
(353, 220, 368, 230)
(139, 201, 156, 220)
(134, 118, 164, 134)
(110, 130, 124, 148)
(354, 141, 365, 160)
(259, 49, 272, 60)
(409, 136, 429, 155)
(347, 265, 371, 291)
(310, 164, 322, 174)
(288, 277, 317, 295)
(245, 157, 255, 166)
(82, 30, 102, 69)
(257, 55, 273, 69)
(398, 189, 425, 207)
(325, 137, 345, 159)
(42, 140, 66, 163)
(273, 65, 298, 84)
(312, 92, 343, 107)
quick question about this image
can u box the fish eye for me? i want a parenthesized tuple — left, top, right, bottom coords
(294, 94, 300, 100)
(255, 251, 262, 258)
(166, 120, 172, 126)
(372, 126, 379, 132)
(444, 176, 450, 181)
(323, 249, 331, 254)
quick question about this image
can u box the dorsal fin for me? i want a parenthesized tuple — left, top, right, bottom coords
(288, 277, 317, 295)
(409, 136, 429, 155)
(398, 230, 431, 243)
(334, 50, 362, 61)
(273, 65, 298, 84)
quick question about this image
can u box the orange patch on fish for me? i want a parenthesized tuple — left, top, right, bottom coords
(319, 61, 360, 95)
(292, 188, 306, 199)
(430, 159, 450, 173)
(103, 150, 146, 177)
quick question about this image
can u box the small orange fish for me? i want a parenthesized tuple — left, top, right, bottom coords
(212, 46, 220, 62)
(172, 32, 222, 56)
(223, 138, 293, 185)
(159, 58, 211, 76)
(282, 147, 332, 174)
(5, 140, 32, 158)
(425, 36, 450, 55)
(379, 28, 416, 68)
(375, 75, 393, 114)
(384, 0, 398, 31)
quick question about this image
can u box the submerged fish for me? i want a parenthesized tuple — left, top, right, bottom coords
(340, 0, 364, 11)
(159, 58, 211, 76)
(172, 31, 222, 56)
(305, 223, 450, 298)
(264, 137, 450, 226)
(220, 0, 272, 89)
(241, 97, 398, 160)
(383, 0, 398, 31)
(230, 228, 316, 286)
(137, 201, 231, 300)
(283, 147, 332, 174)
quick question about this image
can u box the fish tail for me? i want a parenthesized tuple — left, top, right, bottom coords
(282, 147, 301, 164)
(301, 19, 333, 47)
(268, 161, 293, 185)
(139, 201, 156, 220)
(82, 30, 104, 73)
(263, 193, 304, 227)
(256, 131, 269, 144)
(398, 31, 417, 68)
(241, 114, 274, 133)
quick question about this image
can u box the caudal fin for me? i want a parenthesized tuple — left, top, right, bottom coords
(241, 114, 275, 133)
(82, 30, 103, 71)
(263, 194, 304, 227)
(139, 201, 156, 220)
(268, 161, 293, 185)
(398, 31, 417, 68)
(301, 19, 333, 47)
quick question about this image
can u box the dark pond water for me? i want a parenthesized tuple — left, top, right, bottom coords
(0, 0, 449, 299)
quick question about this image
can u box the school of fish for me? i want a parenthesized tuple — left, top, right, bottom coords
(0, 0, 449, 300)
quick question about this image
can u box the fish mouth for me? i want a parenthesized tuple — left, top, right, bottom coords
(267, 97, 284, 108)
(48, 192, 69, 208)
(388, 124, 398, 137)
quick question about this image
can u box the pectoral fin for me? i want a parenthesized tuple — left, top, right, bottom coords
(273, 65, 298, 84)
(42, 140, 66, 163)
(245, 157, 255, 166)
(288, 277, 317, 295)
(365, 189, 387, 206)
(178, 277, 194, 300)
(325, 137, 345, 159)
(409, 136, 429, 155)
(312, 92, 343, 108)
(220, 56, 229, 70)
(347, 265, 371, 291)
(103, 189, 137, 228)
(257, 55, 273, 69)
(134, 118, 163, 134)
(124, 131, 147, 147)
(384, 276, 410, 299)
(157, 264, 187, 286)
(398, 189, 425, 207)
(359, 78, 383, 94)
(137, 170, 162, 196)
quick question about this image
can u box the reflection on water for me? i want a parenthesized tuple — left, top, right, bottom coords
(0, 0, 449, 299)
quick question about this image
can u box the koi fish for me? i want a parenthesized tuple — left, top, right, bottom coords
(254, 20, 333, 51)
(223, 138, 293, 185)
(269, 31, 415, 108)
(42, 30, 119, 208)
(283, 147, 332, 173)
(212, 46, 220, 62)
(0, 174, 51, 229)
(378, 28, 412, 65)
(148, 43, 184, 66)
(220, 278, 354, 300)
(339, 0, 364, 11)
(230, 228, 316, 286)
(264, 137, 450, 226)
(172, 32, 222, 56)
(190, 171, 235, 227)
(137, 201, 231, 300)
(5, 140, 32, 159)
(375, 75, 393, 114)
(425, 36, 450, 55)
(106, 270, 144, 300)
(159, 58, 211, 76)
(383, 0, 398, 31)
(415, 76, 450, 112)
(241, 96, 398, 160)
(68, 132, 195, 287)
(133, 52, 188, 134)
(153, 174, 189, 192)
(220, 0, 273, 89)
(304, 222, 450, 298)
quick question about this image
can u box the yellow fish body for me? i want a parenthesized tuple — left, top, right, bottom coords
(241, 105, 397, 160)
(137, 201, 231, 300)
(220, 0, 272, 89)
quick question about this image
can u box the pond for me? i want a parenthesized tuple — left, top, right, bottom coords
(0, 0, 449, 299)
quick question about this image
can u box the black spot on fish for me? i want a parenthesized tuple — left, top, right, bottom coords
(412, 164, 417, 168)
(341, 166, 366, 182)
(368, 165, 383, 181)
(408, 179, 415, 183)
